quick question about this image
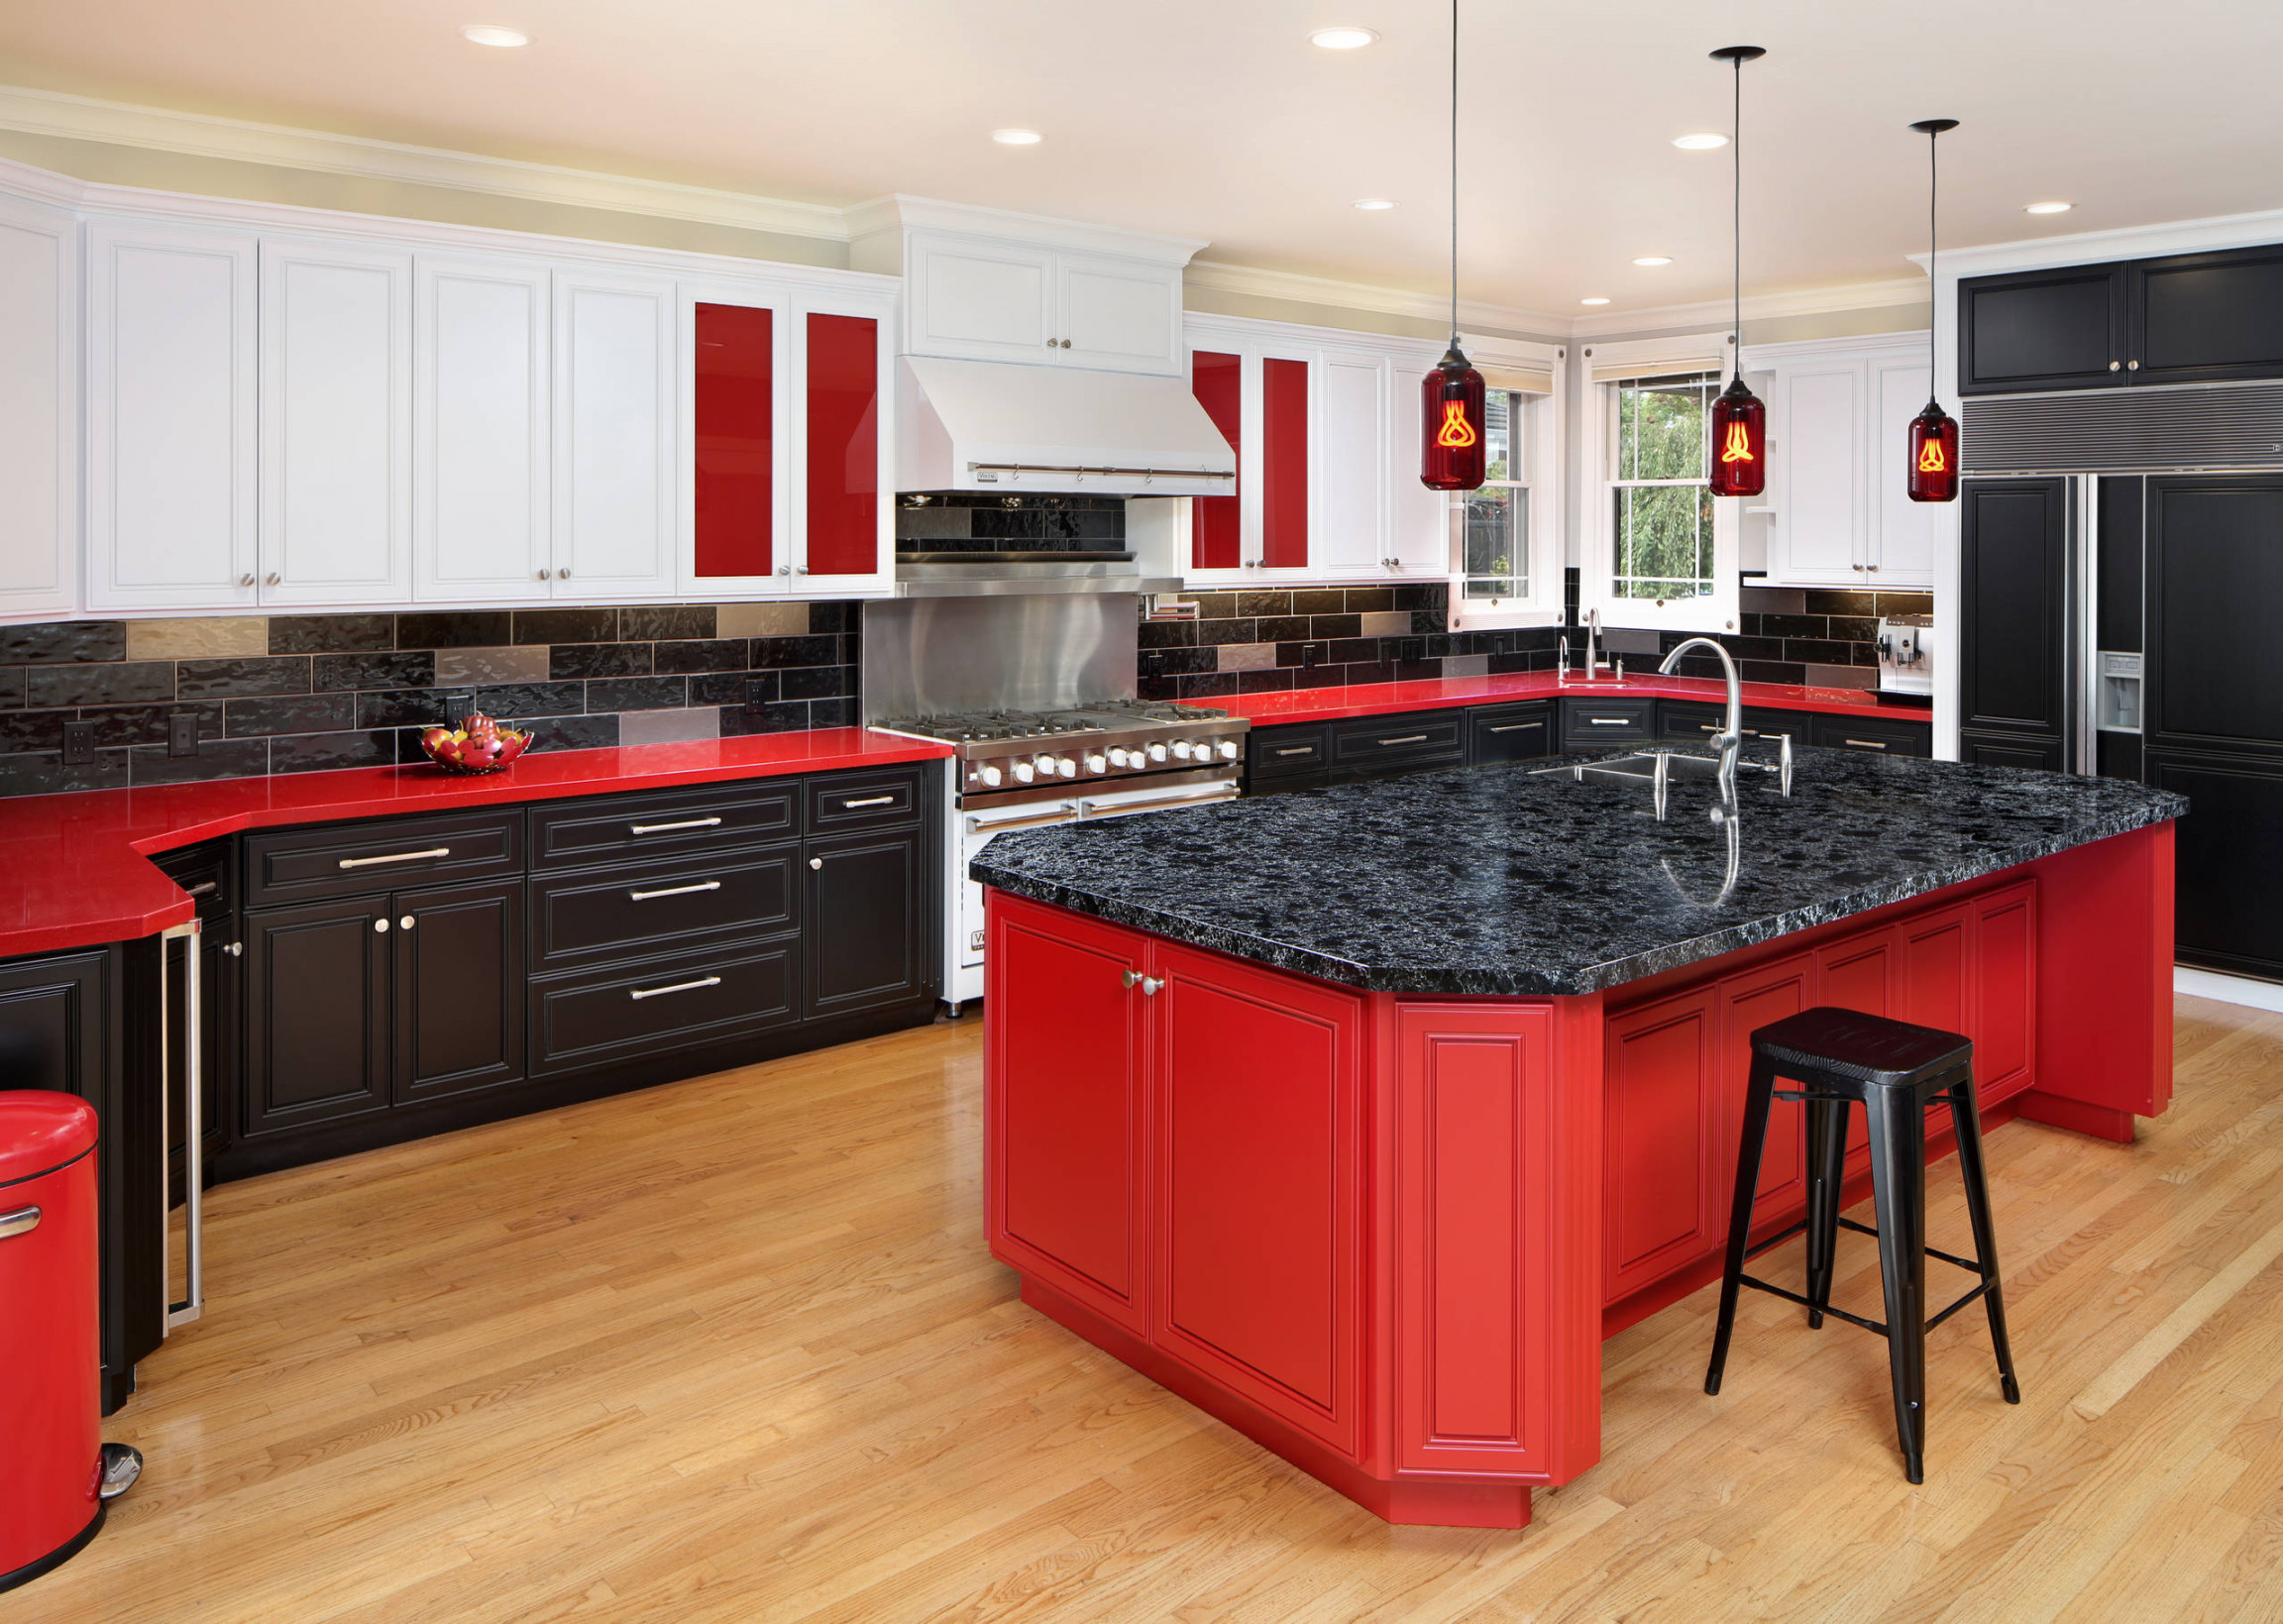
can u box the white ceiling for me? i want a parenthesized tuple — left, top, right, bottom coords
(4, 0, 2281, 322)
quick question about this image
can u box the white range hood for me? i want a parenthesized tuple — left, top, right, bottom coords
(897, 356, 1236, 496)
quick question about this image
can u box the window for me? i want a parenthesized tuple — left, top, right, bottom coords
(1446, 354, 1562, 631)
(1609, 373, 1718, 600)
(1460, 389, 1531, 603)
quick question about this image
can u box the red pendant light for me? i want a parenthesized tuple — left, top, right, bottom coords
(1419, 0, 1486, 490)
(1906, 118, 1963, 502)
(1705, 46, 1767, 499)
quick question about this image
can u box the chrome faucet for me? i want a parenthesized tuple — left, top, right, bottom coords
(1659, 636, 1743, 799)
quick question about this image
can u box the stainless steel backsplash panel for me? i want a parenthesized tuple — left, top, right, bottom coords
(862, 595, 1139, 721)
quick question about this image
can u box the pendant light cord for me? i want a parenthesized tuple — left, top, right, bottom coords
(1730, 52, 1742, 379)
(1449, 0, 1459, 344)
(1927, 127, 1939, 380)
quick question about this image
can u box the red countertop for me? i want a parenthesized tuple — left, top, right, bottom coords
(1222, 671, 1933, 726)
(0, 729, 953, 959)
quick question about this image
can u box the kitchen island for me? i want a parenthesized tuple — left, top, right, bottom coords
(972, 749, 2184, 1528)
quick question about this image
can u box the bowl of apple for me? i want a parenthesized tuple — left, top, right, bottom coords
(417, 712, 534, 775)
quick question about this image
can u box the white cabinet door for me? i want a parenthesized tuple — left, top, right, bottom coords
(414, 256, 551, 601)
(1385, 367, 1448, 577)
(1055, 253, 1181, 376)
(1870, 357, 1937, 587)
(259, 239, 413, 605)
(1772, 361, 1867, 587)
(85, 219, 259, 611)
(677, 276, 791, 597)
(907, 234, 1057, 364)
(1313, 353, 1387, 577)
(553, 271, 676, 598)
(0, 192, 76, 619)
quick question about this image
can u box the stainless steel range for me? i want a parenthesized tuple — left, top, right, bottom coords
(862, 595, 1248, 1014)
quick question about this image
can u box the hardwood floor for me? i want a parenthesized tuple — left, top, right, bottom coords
(21, 995, 2283, 1623)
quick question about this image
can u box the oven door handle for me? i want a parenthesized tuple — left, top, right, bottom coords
(1077, 785, 1241, 818)
(964, 805, 1080, 834)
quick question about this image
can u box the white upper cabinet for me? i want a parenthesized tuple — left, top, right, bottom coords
(414, 255, 551, 601)
(259, 239, 412, 605)
(907, 235, 1058, 364)
(1759, 334, 1936, 590)
(1314, 351, 1390, 576)
(1054, 252, 1183, 375)
(1383, 364, 1449, 576)
(85, 218, 259, 612)
(0, 191, 77, 619)
(553, 270, 677, 598)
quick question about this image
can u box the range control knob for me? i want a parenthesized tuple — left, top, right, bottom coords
(1011, 761, 1035, 784)
(1053, 757, 1077, 778)
(1171, 739, 1194, 760)
(1084, 752, 1108, 774)
(1107, 747, 1131, 768)
(1217, 739, 1241, 761)
(975, 764, 1003, 787)
(1146, 742, 1170, 763)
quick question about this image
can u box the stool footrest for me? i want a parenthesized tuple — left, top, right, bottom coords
(1736, 1273, 1888, 1337)
(1833, 1215, 1989, 1276)
(1742, 1220, 1809, 1263)
(1923, 1280, 1996, 1333)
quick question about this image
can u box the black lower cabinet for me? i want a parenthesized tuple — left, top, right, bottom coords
(529, 939, 801, 1078)
(1959, 730, 2067, 772)
(1812, 713, 1935, 759)
(1468, 701, 1554, 764)
(806, 825, 927, 1019)
(393, 879, 525, 1106)
(2147, 751, 2283, 981)
(242, 894, 392, 1140)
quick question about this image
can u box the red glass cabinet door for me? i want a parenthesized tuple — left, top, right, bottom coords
(1189, 350, 1243, 570)
(1261, 357, 1311, 568)
(1149, 940, 1360, 1458)
(804, 311, 879, 579)
(692, 301, 774, 580)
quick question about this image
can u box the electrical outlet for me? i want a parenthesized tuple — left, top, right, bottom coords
(745, 677, 774, 710)
(1301, 642, 1324, 668)
(1143, 651, 1165, 679)
(61, 719, 95, 765)
(442, 689, 476, 723)
(1398, 637, 1425, 665)
(168, 709, 200, 757)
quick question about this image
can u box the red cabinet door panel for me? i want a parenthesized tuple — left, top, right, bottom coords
(986, 897, 1149, 1334)
(1603, 989, 1722, 1302)
(1151, 942, 1360, 1456)
(693, 301, 774, 580)
(1973, 882, 2037, 1103)
(1816, 926, 1897, 1163)
(804, 311, 879, 578)
(1189, 350, 1243, 570)
(1717, 954, 1813, 1227)
(1261, 357, 1310, 569)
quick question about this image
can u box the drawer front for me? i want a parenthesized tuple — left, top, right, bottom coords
(1656, 702, 1809, 747)
(1250, 723, 1333, 781)
(1330, 710, 1467, 776)
(529, 850, 800, 971)
(1561, 696, 1657, 747)
(530, 781, 800, 871)
(1813, 713, 1933, 758)
(244, 811, 522, 907)
(528, 940, 800, 1079)
(1468, 701, 1555, 765)
(153, 842, 233, 921)
(807, 765, 926, 833)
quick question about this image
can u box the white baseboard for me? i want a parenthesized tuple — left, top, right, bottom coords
(2175, 965, 2283, 1014)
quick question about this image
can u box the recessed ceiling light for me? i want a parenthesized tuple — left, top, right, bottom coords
(992, 129, 1043, 146)
(1672, 133, 1728, 150)
(1632, 256, 1674, 267)
(1310, 26, 1380, 49)
(459, 24, 529, 47)
(1352, 198, 1396, 210)
(1580, 296, 1612, 305)
(2025, 201, 2073, 215)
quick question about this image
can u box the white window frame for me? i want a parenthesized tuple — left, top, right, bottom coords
(1445, 336, 1565, 631)
(1580, 332, 1743, 636)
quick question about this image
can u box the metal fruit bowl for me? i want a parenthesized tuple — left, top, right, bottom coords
(417, 719, 535, 775)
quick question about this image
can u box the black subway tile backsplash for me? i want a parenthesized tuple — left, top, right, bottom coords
(550, 642, 653, 680)
(513, 607, 618, 646)
(269, 730, 397, 774)
(314, 651, 434, 692)
(620, 605, 717, 641)
(3, 622, 129, 665)
(174, 656, 312, 700)
(126, 739, 272, 787)
(268, 614, 393, 655)
(586, 676, 689, 712)
(652, 638, 750, 675)
(27, 662, 176, 707)
(395, 610, 515, 649)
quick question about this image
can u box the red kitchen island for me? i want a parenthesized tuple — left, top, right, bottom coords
(973, 749, 2183, 1528)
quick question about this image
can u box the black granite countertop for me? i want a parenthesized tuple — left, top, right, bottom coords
(969, 749, 2186, 996)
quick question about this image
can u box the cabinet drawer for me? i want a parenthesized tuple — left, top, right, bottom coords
(1658, 702, 1810, 746)
(807, 766, 925, 833)
(1813, 713, 1933, 758)
(1561, 696, 1657, 747)
(529, 850, 799, 971)
(1330, 709, 1466, 776)
(1468, 701, 1554, 765)
(153, 842, 233, 922)
(528, 939, 800, 1079)
(529, 780, 799, 871)
(244, 811, 521, 907)
(1249, 723, 1332, 781)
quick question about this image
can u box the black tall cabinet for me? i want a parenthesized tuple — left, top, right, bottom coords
(2143, 475, 2283, 981)
(1959, 477, 2072, 771)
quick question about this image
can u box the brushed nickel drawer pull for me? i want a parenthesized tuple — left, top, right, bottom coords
(1485, 722, 1540, 734)
(1844, 738, 1890, 750)
(1272, 746, 1316, 756)
(1585, 717, 1631, 726)
(338, 846, 451, 869)
(0, 1205, 41, 1242)
(184, 879, 217, 897)
(1376, 733, 1430, 745)
(629, 975, 721, 1001)
(629, 881, 721, 902)
(842, 795, 897, 809)
(629, 816, 722, 834)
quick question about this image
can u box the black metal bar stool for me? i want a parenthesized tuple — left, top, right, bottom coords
(1704, 1006, 2021, 1483)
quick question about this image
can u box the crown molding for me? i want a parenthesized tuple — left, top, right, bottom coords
(0, 82, 852, 241)
(849, 193, 1206, 265)
(1909, 206, 2283, 277)
(1183, 258, 1567, 337)
(1568, 275, 1931, 338)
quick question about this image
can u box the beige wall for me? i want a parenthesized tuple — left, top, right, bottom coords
(1180, 280, 1563, 347)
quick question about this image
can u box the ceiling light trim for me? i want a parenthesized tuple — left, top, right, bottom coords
(0, 81, 852, 241)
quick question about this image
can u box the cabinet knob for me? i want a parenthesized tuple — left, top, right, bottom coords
(536, 569, 549, 581)
(265, 572, 280, 586)
(224, 941, 243, 958)
(778, 565, 792, 576)
(1059, 338, 1071, 349)
(558, 567, 571, 579)
(238, 573, 255, 588)
(1140, 976, 1163, 996)
(374, 918, 390, 933)
(2110, 361, 2122, 372)
(399, 915, 415, 930)
(1045, 339, 1057, 349)
(796, 565, 811, 575)
(2126, 359, 2140, 371)
(809, 856, 823, 870)
(1853, 563, 1866, 572)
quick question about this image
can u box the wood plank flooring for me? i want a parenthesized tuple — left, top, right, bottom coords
(20, 995, 2283, 1623)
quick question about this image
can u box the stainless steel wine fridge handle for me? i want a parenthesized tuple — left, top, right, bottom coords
(160, 918, 202, 1332)
(337, 847, 450, 870)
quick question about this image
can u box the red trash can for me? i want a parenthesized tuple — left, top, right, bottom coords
(0, 1092, 140, 1593)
